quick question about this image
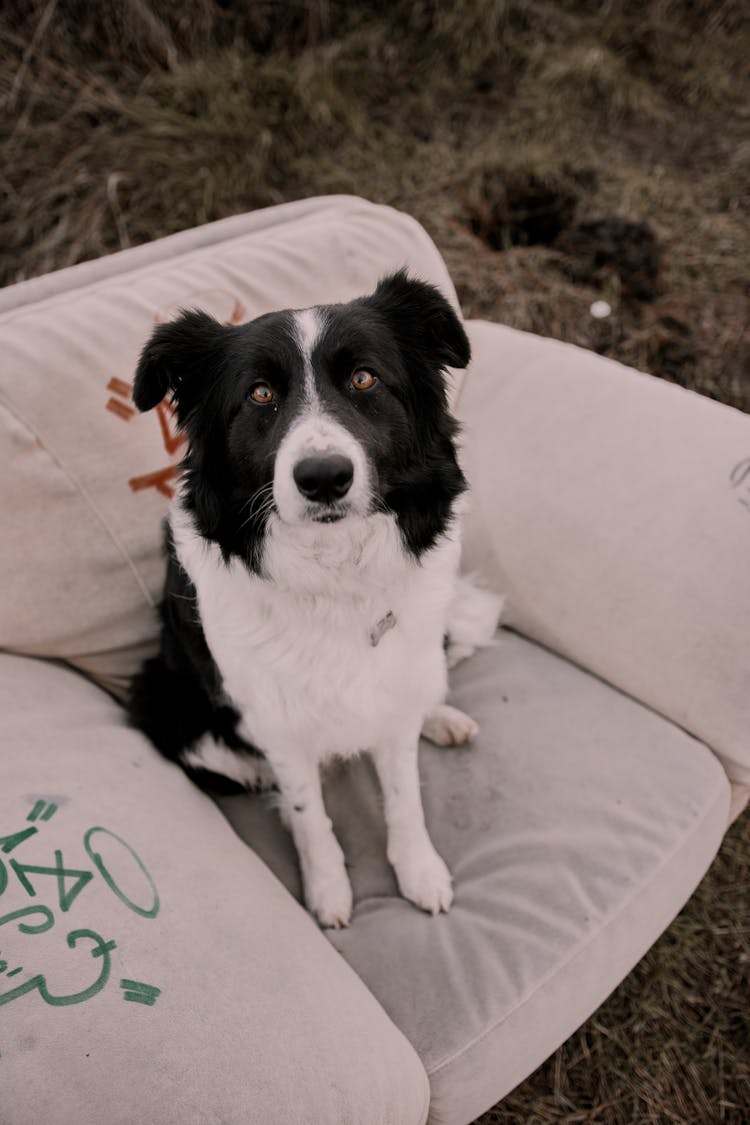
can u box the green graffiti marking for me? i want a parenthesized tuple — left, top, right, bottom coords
(0, 827, 38, 854)
(0, 950, 25, 978)
(0, 927, 116, 1008)
(10, 851, 94, 912)
(27, 801, 57, 823)
(83, 828, 160, 919)
(120, 979, 161, 1006)
(1, 811, 161, 1010)
(0, 905, 55, 935)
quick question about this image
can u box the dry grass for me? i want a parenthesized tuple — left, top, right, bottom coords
(2, 2, 749, 1120)
(2, 1, 747, 410)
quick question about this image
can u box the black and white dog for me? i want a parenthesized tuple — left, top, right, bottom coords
(129, 271, 500, 927)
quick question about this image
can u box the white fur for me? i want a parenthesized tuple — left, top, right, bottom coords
(172, 503, 460, 758)
(445, 574, 505, 669)
(294, 307, 324, 407)
(171, 492, 485, 926)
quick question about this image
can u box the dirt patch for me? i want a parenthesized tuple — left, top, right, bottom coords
(461, 168, 579, 250)
(555, 216, 660, 301)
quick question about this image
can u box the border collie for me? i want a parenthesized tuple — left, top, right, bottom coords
(129, 271, 501, 928)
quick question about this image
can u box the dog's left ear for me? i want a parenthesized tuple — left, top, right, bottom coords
(367, 269, 471, 371)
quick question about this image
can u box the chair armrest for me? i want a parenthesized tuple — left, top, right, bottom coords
(0, 654, 429, 1125)
(458, 320, 750, 787)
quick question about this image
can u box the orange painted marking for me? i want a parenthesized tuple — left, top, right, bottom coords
(155, 401, 186, 456)
(107, 377, 132, 398)
(104, 301, 243, 501)
(128, 465, 182, 499)
(106, 397, 136, 421)
(229, 298, 247, 325)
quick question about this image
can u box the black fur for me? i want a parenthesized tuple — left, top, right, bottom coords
(128, 272, 470, 780)
(128, 527, 261, 792)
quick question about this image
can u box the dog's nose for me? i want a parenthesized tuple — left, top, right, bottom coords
(293, 455, 354, 503)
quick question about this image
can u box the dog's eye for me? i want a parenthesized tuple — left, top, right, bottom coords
(350, 370, 376, 391)
(250, 383, 275, 405)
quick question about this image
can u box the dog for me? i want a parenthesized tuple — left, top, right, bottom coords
(128, 270, 501, 927)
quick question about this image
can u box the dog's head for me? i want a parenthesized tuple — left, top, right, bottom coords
(133, 270, 470, 570)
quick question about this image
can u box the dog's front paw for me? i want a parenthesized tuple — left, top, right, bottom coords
(445, 642, 476, 669)
(421, 704, 479, 747)
(390, 840, 453, 915)
(303, 859, 353, 929)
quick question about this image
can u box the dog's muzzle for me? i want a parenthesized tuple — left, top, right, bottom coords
(273, 413, 369, 525)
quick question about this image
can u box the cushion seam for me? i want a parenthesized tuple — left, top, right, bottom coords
(426, 768, 729, 1077)
(0, 392, 155, 609)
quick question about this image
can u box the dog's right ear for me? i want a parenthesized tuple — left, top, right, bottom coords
(133, 310, 229, 417)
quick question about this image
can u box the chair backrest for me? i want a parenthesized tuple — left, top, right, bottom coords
(0, 197, 462, 697)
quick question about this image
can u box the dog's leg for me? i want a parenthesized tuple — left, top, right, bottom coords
(420, 572, 501, 747)
(265, 749, 353, 929)
(370, 731, 453, 915)
(421, 703, 479, 747)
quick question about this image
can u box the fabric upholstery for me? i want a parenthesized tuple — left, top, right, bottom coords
(0, 653, 430, 1125)
(215, 631, 730, 1125)
(0, 196, 461, 698)
(457, 320, 750, 787)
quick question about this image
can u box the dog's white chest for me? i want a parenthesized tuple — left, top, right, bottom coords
(171, 507, 458, 760)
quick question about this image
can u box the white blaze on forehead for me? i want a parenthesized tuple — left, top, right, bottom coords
(293, 307, 325, 406)
(272, 305, 371, 525)
(271, 308, 372, 526)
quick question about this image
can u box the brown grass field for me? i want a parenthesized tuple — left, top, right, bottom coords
(2, 2, 748, 1121)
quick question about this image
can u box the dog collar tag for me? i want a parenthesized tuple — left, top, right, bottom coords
(370, 610, 396, 647)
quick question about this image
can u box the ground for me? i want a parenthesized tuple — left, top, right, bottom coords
(1, 2, 748, 1120)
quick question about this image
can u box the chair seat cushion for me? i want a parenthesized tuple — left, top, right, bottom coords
(215, 631, 729, 1125)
